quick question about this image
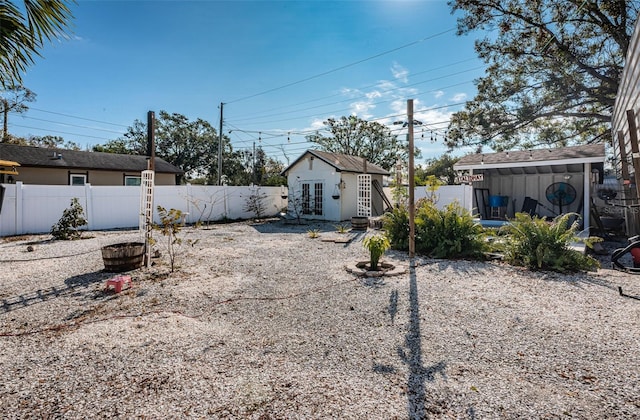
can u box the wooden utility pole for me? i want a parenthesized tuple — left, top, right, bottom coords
(408, 99, 415, 258)
(147, 111, 155, 171)
(218, 102, 224, 185)
(625, 109, 640, 199)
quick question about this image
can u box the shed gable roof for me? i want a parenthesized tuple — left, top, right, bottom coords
(454, 144, 605, 170)
(0, 143, 183, 174)
(282, 150, 389, 176)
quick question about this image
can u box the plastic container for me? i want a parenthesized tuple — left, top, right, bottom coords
(489, 195, 508, 207)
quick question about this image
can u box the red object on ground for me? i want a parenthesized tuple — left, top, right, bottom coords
(105, 275, 132, 293)
(631, 248, 640, 268)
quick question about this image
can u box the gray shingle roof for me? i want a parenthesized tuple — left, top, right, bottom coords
(454, 144, 605, 168)
(282, 150, 390, 175)
(0, 143, 183, 174)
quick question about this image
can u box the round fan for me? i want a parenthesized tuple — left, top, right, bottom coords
(545, 182, 577, 214)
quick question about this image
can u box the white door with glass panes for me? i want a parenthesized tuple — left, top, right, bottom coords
(301, 181, 323, 216)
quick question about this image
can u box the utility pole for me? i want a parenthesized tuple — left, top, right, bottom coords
(218, 102, 224, 185)
(147, 111, 155, 171)
(252, 141, 257, 185)
(407, 99, 415, 258)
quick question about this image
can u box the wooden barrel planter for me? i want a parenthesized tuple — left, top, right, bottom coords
(351, 216, 369, 231)
(101, 242, 145, 272)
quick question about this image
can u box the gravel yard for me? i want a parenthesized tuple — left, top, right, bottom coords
(0, 220, 639, 419)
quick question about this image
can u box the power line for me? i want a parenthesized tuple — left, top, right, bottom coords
(10, 114, 126, 135)
(8, 123, 116, 142)
(27, 107, 130, 128)
(226, 27, 457, 104)
(229, 71, 480, 125)
(229, 57, 480, 121)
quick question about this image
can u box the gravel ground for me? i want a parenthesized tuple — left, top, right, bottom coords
(0, 219, 639, 419)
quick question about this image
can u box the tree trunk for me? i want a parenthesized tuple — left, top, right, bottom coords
(2, 99, 8, 142)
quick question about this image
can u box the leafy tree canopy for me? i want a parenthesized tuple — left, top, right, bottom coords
(0, 0, 75, 87)
(416, 154, 460, 185)
(7, 134, 80, 150)
(306, 116, 419, 170)
(447, 0, 639, 151)
(94, 111, 224, 181)
(93, 111, 285, 186)
(1, 85, 36, 141)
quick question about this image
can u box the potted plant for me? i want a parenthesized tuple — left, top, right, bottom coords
(362, 233, 391, 271)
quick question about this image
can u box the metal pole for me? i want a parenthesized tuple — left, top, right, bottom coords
(408, 99, 415, 258)
(218, 102, 224, 185)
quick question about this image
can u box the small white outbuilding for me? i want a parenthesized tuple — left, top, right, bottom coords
(281, 150, 391, 222)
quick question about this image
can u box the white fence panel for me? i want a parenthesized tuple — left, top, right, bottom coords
(415, 185, 473, 212)
(382, 185, 472, 213)
(0, 183, 285, 236)
(22, 184, 90, 235)
(90, 186, 142, 230)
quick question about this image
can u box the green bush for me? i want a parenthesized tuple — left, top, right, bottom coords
(382, 205, 409, 251)
(51, 198, 88, 240)
(415, 200, 486, 259)
(500, 213, 599, 273)
(383, 200, 486, 259)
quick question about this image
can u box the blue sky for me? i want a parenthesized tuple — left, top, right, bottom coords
(10, 0, 488, 164)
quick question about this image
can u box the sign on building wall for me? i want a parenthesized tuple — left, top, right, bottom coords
(455, 174, 484, 183)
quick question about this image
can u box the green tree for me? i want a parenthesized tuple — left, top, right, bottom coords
(92, 138, 132, 154)
(7, 134, 81, 150)
(306, 116, 418, 170)
(0, 0, 75, 87)
(415, 154, 460, 185)
(93, 111, 254, 184)
(446, 0, 639, 151)
(27, 135, 80, 150)
(261, 155, 287, 186)
(250, 146, 286, 186)
(1, 85, 36, 141)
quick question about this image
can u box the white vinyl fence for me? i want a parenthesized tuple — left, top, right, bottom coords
(0, 182, 287, 236)
(383, 184, 473, 213)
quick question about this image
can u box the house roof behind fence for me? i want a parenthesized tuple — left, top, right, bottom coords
(0, 143, 183, 174)
(282, 150, 390, 175)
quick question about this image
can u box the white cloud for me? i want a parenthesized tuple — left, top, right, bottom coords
(309, 118, 327, 131)
(340, 87, 361, 98)
(350, 100, 375, 118)
(366, 90, 382, 100)
(391, 62, 409, 83)
(451, 93, 467, 102)
(434, 90, 444, 99)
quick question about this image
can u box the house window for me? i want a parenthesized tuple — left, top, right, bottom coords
(125, 176, 141, 186)
(70, 174, 86, 186)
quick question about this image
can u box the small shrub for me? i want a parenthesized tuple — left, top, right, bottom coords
(500, 212, 599, 273)
(335, 224, 349, 234)
(154, 206, 197, 272)
(363, 233, 391, 270)
(307, 228, 320, 238)
(51, 198, 88, 240)
(243, 186, 268, 219)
